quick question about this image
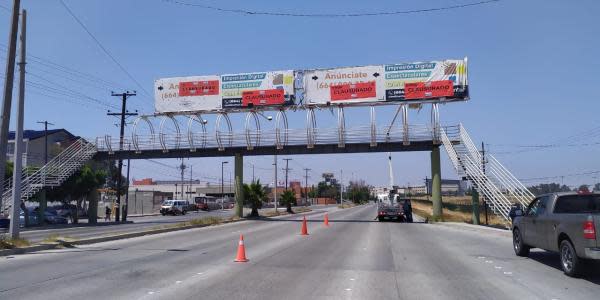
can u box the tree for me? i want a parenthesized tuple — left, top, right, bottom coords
(345, 180, 372, 204)
(243, 180, 267, 218)
(4, 161, 12, 180)
(577, 185, 590, 193)
(280, 190, 296, 213)
(594, 183, 600, 192)
(528, 183, 570, 195)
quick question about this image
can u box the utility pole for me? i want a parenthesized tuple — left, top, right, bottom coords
(0, 0, 22, 212)
(189, 165, 193, 201)
(482, 142, 488, 226)
(303, 168, 311, 205)
(252, 163, 255, 182)
(8, 9, 25, 238)
(36, 120, 53, 224)
(107, 91, 137, 222)
(273, 155, 278, 212)
(124, 151, 130, 221)
(283, 158, 292, 190)
(340, 169, 343, 204)
(179, 158, 186, 199)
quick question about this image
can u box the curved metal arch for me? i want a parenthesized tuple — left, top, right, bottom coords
(305, 107, 317, 149)
(431, 103, 440, 143)
(337, 106, 346, 148)
(275, 109, 289, 149)
(244, 111, 261, 150)
(104, 135, 113, 154)
(187, 114, 207, 152)
(215, 112, 233, 151)
(401, 104, 409, 146)
(370, 106, 376, 147)
(132, 116, 155, 153)
(159, 115, 181, 152)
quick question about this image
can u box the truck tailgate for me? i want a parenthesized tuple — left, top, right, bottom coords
(595, 215, 600, 247)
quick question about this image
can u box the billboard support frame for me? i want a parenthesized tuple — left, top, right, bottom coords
(402, 105, 409, 146)
(245, 111, 261, 150)
(431, 103, 440, 143)
(306, 108, 317, 149)
(275, 109, 288, 149)
(216, 112, 233, 151)
(337, 106, 346, 148)
(159, 115, 180, 152)
(370, 106, 376, 147)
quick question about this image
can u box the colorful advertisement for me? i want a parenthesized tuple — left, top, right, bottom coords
(303, 65, 385, 105)
(383, 59, 468, 102)
(154, 75, 222, 113)
(221, 71, 295, 109)
(303, 59, 468, 105)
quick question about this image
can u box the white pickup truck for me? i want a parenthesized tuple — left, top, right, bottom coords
(512, 192, 600, 277)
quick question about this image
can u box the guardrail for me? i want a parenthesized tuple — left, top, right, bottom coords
(95, 124, 460, 153)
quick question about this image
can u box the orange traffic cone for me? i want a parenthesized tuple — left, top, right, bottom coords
(234, 234, 249, 262)
(324, 213, 330, 227)
(301, 216, 309, 235)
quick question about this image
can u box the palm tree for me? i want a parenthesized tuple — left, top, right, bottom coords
(243, 180, 267, 217)
(280, 190, 296, 214)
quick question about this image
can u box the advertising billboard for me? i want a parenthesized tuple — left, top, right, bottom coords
(221, 70, 295, 109)
(303, 59, 468, 105)
(154, 75, 222, 114)
(303, 65, 385, 105)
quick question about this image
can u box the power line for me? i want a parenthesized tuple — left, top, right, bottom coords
(58, 0, 152, 99)
(161, 0, 500, 17)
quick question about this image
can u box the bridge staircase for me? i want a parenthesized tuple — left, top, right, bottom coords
(0, 138, 97, 216)
(440, 124, 534, 221)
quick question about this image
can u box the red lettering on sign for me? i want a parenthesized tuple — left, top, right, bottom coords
(330, 81, 376, 101)
(404, 80, 454, 100)
(242, 89, 285, 106)
(179, 80, 219, 96)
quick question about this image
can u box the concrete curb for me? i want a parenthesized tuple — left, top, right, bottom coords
(0, 243, 60, 256)
(0, 208, 322, 257)
(432, 221, 512, 237)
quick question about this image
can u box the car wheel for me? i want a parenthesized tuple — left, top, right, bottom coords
(560, 239, 582, 277)
(182, 210, 186, 215)
(513, 228, 530, 257)
(378, 216, 384, 222)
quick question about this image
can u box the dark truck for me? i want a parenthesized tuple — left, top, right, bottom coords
(512, 192, 600, 276)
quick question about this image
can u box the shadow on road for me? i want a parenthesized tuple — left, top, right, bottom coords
(249, 217, 426, 224)
(528, 251, 600, 284)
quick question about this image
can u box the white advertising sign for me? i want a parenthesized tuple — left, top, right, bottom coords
(154, 75, 221, 113)
(303, 66, 385, 105)
(221, 70, 295, 109)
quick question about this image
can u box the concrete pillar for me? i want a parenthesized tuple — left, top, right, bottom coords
(38, 189, 47, 225)
(471, 189, 480, 225)
(431, 146, 442, 221)
(234, 153, 244, 218)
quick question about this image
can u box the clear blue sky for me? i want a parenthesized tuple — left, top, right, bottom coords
(0, 0, 599, 189)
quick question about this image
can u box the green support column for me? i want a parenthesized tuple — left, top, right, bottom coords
(471, 189, 480, 225)
(87, 189, 99, 224)
(234, 153, 244, 218)
(431, 146, 443, 221)
(38, 189, 47, 225)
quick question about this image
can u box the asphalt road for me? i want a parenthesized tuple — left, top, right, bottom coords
(1, 204, 599, 299)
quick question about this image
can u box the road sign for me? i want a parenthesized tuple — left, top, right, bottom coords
(304, 65, 385, 105)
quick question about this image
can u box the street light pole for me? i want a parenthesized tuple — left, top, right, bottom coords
(221, 161, 228, 210)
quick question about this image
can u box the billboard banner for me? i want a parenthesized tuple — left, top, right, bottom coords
(154, 76, 222, 113)
(303, 59, 468, 105)
(303, 65, 385, 105)
(221, 70, 295, 109)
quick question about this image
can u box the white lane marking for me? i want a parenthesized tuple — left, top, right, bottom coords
(350, 278, 355, 281)
(477, 256, 485, 259)
(504, 272, 512, 275)
(176, 281, 182, 284)
(197, 272, 204, 275)
(148, 291, 155, 295)
(494, 266, 502, 269)
(345, 288, 352, 291)
(485, 260, 493, 263)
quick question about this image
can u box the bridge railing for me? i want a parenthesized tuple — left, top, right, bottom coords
(95, 124, 459, 153)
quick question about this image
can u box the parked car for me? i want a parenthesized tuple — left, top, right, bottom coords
(19, 208, 39, 227)
(160, 200, 189, 216)
(43, 209, 69, 225)
(512, 191, 600, 277)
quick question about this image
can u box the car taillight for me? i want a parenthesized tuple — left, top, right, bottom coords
(583, 220, 596, 240)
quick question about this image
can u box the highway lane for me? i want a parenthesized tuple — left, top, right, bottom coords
(1, 204, 599, 299)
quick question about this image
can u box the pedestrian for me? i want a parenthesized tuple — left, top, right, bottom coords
(105, 205, 111, 222)
(403, 199, 413, 223)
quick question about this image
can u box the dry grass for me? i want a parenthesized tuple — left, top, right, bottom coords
(412, 196, 472, 205)
(0, 234, 31, 249)
(412, 201, 509, 228)
(261, 207, 312, 217)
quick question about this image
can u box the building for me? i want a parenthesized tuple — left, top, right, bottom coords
(7, 129, 76, 168)
(425, 179, 467, 196)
